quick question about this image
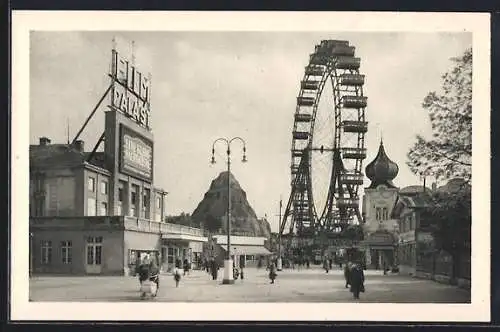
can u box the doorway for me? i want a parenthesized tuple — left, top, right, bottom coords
(85, 236, 103, 274)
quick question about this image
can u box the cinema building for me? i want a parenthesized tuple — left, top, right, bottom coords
(29, 46, 207, 276)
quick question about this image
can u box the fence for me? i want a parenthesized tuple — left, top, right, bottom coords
(417, 249, 471, 283)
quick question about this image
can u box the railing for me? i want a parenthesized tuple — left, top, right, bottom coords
(123, 216, 204, 236)
(31, 215, 205, 237)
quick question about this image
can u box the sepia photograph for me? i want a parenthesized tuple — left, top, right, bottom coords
(11, 11, 490, 321)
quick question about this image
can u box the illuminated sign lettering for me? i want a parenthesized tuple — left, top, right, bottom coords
(109, 49, 152, 129)
(112, 85, 151, 128)
(119, 125, 154, 181)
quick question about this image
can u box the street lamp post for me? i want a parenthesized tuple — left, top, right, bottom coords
(211, 137, 247, 285)
(277, 198, 283, 271)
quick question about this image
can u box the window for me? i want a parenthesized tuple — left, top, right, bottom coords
(86, 236, 102, 265)
(167, 247, 174, 264)
(143, 188, 150, 219)
(382, 207, 388, 220)
(88, 177, 96, 192)
(376, 207, 382, 221)
(129, 250, 137, 265)
(131, 185, 138, 217)
(117, 182, 125, 215)
(100, 181, 108, 195)
(100, 202, 108, 216)
(87, 197, 97, 216)
(61, 241, 72, 264)
(41, 240, 52, 264)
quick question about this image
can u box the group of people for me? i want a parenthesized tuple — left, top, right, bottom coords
(202, 258, 221, 281)
(136, 254, 195, 295)
(343, 261, 365, 299)
(136, 254, 160, 297)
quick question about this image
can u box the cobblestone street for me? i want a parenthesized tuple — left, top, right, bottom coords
(29, 267, 470, 303)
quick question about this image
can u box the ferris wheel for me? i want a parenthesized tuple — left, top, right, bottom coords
(280, 40, 368, 238)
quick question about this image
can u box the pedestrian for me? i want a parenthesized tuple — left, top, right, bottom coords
(323, 258, 329, 273)
(137, 254, 150, 287)
(205, 259, 210, 273)
(183, 258, 190, 276)
(149, 253, 160, 292)
(306, 258, 310, 269)
(268, 260, 277, 284)
(329, 258, 333, 270)
(257, 257, 263, 269)
(175, 256, 182, 270)
(344, 261, 352, 288)
(173, 266, 182, 287)
(239, 255, 245, 281)
(210, 258, 218, 281)
(349, 263, 365, 300)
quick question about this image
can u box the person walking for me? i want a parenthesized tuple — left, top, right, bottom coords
(149, 253, 160, 292)
(323, 257, 330, 273)
(175, 256, 182, 270)
(173, 266, 182, 287)
(349, 263, 365, 300)
(344, 261, 352, 288)
(210, 258, 218, 281)
(183, 258, 190, 276)
(268, 260, 277, 284)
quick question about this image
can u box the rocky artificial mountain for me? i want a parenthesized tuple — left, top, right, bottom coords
(191, 171, 271, 238)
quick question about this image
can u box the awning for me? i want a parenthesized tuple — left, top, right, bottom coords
(161, 234, 208, 242)
(221, 245, 272, 255)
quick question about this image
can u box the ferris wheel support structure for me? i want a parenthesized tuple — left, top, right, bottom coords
(279, 40, 368, 244)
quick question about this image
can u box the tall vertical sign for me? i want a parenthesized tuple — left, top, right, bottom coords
(109, 49, 152, 130)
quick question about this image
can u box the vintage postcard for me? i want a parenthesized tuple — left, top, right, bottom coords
(10, 11, 490, 321)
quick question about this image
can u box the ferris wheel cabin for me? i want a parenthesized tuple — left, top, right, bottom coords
(342, 120, 368, 133)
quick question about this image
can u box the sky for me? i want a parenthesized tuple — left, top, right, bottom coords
(29, 31, 471, 232)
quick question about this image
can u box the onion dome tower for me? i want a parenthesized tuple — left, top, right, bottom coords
(365, 139, 399, 189)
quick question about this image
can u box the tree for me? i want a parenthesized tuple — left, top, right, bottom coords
(406, 48, 472, 282)
(427, 184, 471, 282)
(341, 224, 364, 242)
(165, 212, 194, 227)
(406, 48, 472, 181)
(204, 214, 222, 233)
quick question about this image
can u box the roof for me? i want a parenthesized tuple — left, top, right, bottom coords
(30, 144, 106, 170)
(365, 141, 399, 189)
(220, 245, 272, 255)
(399, 185, 432, 195)
(391, 191, 433, 218)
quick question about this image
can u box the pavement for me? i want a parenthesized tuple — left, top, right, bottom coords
(29, 266, 471, 303)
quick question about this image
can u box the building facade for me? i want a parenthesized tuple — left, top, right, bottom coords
(205, 234, 271, 268)
(361, 141, 399, 270)
(29, 46, 207, 276)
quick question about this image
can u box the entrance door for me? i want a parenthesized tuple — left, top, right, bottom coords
(85, 236, 103, 274)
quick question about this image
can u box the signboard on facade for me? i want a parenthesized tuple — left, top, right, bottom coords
(109, 49, 152, 129)
(119, 124, 154, 182)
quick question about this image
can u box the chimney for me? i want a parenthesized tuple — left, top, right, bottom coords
(74, 140, 85, 152)
(39, 137, 51, 146)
